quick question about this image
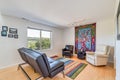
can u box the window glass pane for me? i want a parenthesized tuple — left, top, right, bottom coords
(27, 28, 40, 50)
(27, 29, 40, 38)
(41, 30, 51, 49)
(41, 31, 51, 38)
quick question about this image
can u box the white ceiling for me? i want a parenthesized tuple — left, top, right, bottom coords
(0, 0, 115, 28)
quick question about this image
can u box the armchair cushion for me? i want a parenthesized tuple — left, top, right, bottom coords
(50, 61, 64, 72)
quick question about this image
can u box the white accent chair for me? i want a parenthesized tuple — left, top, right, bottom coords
(86, 45, 111, 66)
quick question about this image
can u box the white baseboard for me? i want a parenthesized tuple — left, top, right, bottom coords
(0, 62, 23, 70)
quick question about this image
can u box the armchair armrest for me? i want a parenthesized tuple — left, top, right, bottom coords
(95, 54, 108, 58)
(86, 52, 95, 55)
(62, 48, 66, 51)
(49, 61, 64, 72)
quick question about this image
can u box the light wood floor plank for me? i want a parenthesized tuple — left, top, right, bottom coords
(0, 56, 115, 80)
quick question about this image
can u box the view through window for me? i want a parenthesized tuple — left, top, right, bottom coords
(27, 28, 51, 50)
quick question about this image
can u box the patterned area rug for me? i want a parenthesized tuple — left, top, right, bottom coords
(51, 56, 87, 79)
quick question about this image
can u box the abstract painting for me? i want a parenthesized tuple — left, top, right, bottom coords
(75, 23, 96, 54)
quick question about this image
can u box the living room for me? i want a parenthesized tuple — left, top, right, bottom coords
(0, 0, 120, 80)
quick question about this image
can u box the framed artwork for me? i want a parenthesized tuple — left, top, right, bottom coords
(14, 34, 18, 39)
(8, 34, 13, 38)
(1, 31, 7, 36)
(75, 23, 96, 54)
(1, 26, 19, 39)
(9, 28, 17, 34)
(2, 26, 8, 31)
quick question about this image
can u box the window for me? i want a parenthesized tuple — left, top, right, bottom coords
(27, 28, 51, 50)
(41, 30, 51, 49)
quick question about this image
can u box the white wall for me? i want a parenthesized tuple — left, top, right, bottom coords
(63, 27, 75, 46)
(0, 14, 63, 69)
(96, 18, 115, 46)
(63, 18, 115, 60)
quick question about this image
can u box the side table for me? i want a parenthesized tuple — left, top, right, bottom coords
(77, 51, 86, 59)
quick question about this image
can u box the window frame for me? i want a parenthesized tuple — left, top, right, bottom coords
(117, 2, 120, 40)
(27, 27, 52, 50)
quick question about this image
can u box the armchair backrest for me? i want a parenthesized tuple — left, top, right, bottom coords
(96, 45, 107, 52)
(106, 46, 111, 55)
(18, 48, 28, 63)
(65, 45, 73, 51)
(18, 48, 50, 77)
(96, 45, 109, 55)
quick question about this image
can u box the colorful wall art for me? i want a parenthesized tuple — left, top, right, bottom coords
(75, 23, 96, 54)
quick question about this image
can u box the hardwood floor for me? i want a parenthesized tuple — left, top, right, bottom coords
(0, 56, 115, 80)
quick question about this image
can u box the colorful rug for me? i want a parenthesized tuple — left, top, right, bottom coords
(51, 56, 87, 79)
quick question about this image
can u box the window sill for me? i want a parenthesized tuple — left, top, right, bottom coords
(35, 48, 52, 52)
